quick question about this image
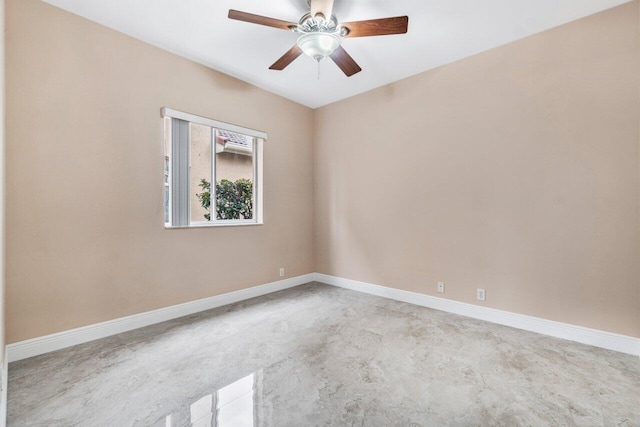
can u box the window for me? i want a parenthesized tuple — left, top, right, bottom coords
(162, 108, 264, 228)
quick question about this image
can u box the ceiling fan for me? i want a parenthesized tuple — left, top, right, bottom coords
(228, 0, 409, 77)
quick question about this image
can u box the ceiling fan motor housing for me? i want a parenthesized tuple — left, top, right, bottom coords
(296, 13, 347, 36)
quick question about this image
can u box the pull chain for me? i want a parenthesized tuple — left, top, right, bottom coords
(317, 60, 321, 80)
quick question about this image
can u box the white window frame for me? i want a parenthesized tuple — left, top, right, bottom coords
(162, 108, 265, 228)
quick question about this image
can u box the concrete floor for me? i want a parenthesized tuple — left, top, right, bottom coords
(8, 283, 640, 426)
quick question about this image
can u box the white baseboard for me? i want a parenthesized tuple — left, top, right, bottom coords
(314, 273, 640, 357)
(7, 272, 639, 364)
(7, 274, 315, 363)
(1, 347, 7, 427)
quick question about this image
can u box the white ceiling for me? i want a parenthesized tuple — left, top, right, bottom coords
(43, 0, 631, 108)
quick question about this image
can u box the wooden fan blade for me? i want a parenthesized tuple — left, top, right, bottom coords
(228, 10, 297, 31)
(310, 0, 335, 19)
(269, 45, 304, 70)
(341, 16, 409, 38)
(329, 46, 362, 77)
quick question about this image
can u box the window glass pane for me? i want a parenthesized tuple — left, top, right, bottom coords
(190, 123, 213, 223)
(163, 117, 171, 224)
(164, 156, 170, 223)
(215, 130, 254, 220)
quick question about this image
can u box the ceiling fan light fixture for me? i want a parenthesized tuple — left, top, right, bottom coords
(296, 32, 340, 61)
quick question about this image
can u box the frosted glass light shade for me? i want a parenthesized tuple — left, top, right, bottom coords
(297, 32, 340, 61)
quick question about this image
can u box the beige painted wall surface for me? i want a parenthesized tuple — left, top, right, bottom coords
(216, 153, 254, 186)
(0, 0, 5, 380)
(5, 0, 315, 343)
(315, 2, 640, 337)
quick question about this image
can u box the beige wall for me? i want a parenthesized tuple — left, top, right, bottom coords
(315, 2, 640, 337)
(0, 0, 5, 392)
(5, 0, 315, 343)
(4, 0, 640, 344)
(216, 153, 254, 185)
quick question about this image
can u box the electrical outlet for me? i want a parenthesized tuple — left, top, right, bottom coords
(437, 282, 445, 293)
(477, 288, 486, 301)
(279, 268, 285, 277)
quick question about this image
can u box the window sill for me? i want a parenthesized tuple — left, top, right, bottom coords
(165, 221, 263, 229)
